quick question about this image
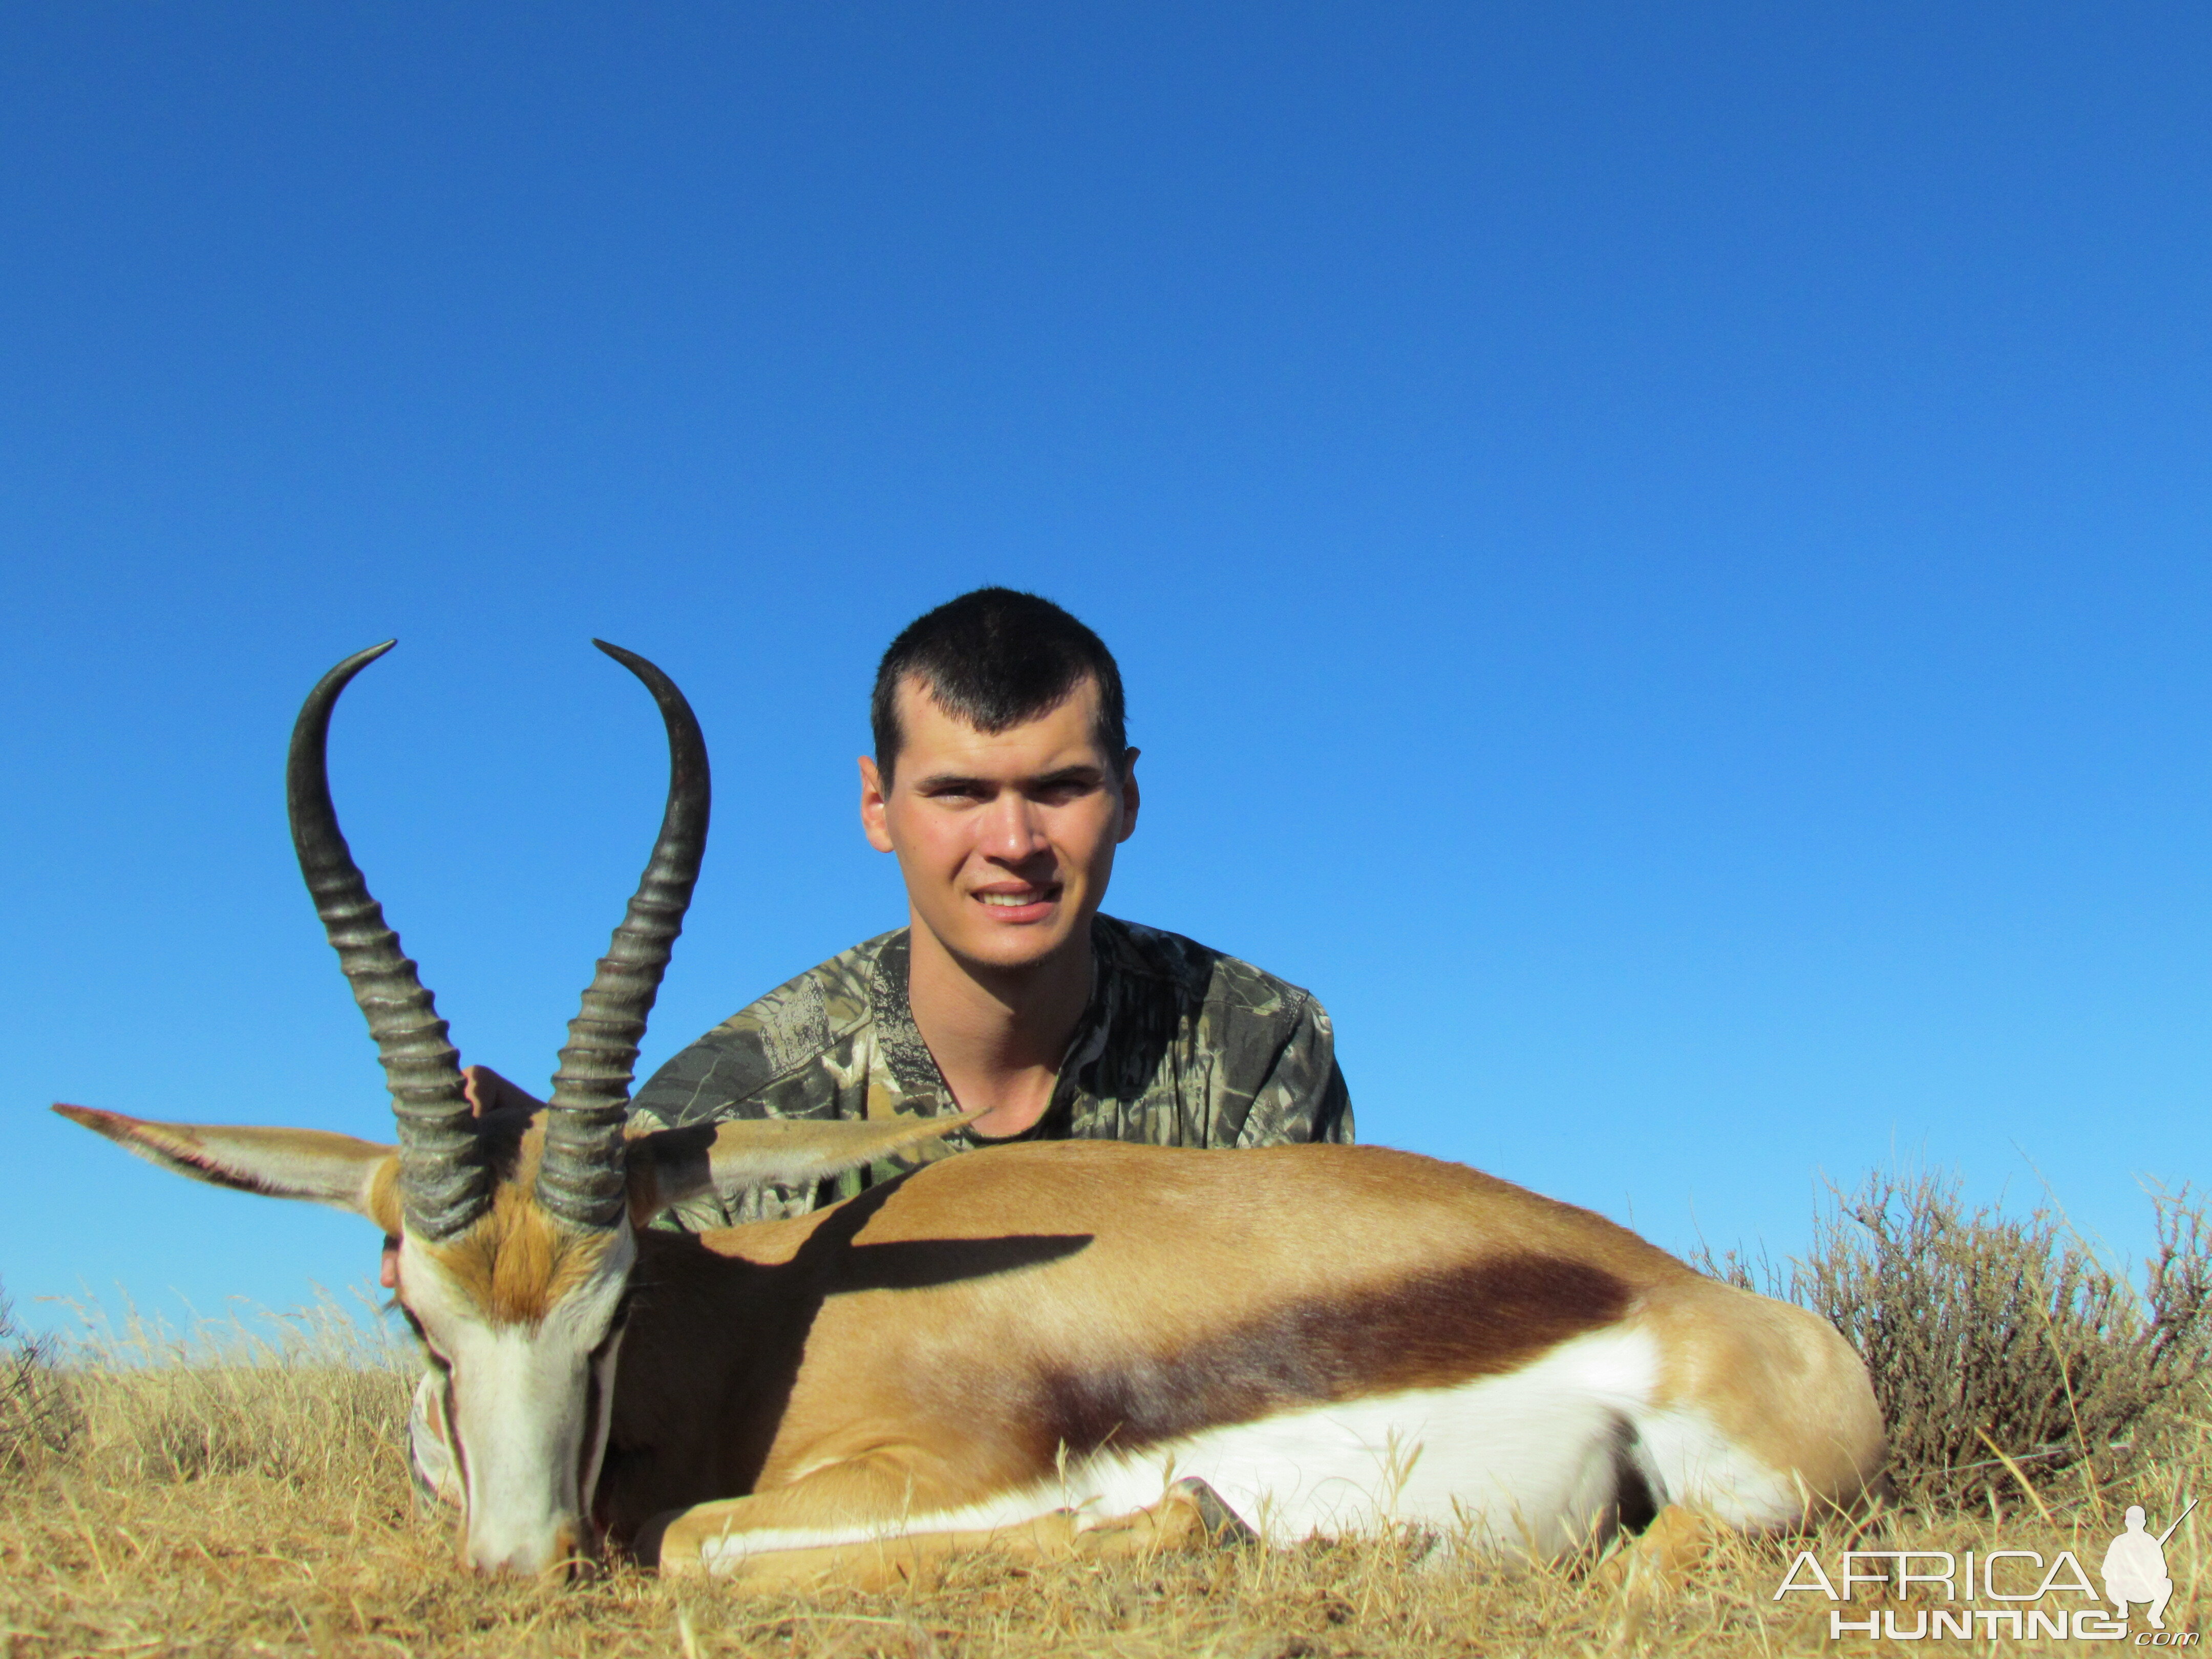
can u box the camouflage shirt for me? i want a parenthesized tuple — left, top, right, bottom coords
(629, 914, 1354, 1227)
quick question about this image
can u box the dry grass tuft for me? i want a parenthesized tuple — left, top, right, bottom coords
(44, 1290, 413, 1491)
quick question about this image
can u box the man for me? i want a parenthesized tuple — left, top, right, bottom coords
(385, 587, 1350, 1290)
(628, 585, 1351, 1228)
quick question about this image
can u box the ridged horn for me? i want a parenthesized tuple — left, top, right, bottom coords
(288, 641, 486, 1241)
(537, 641, 711, 1230)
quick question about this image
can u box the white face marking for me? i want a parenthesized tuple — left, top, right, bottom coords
(400, 1224, 636, 1575)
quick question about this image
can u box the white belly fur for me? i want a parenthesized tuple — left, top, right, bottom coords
(695, 1325, 1800, 1571)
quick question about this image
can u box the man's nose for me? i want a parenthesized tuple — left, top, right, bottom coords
(979, 791, 1047, 860)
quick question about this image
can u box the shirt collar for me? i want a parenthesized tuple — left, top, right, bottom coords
(867, 922, 1118, 1124)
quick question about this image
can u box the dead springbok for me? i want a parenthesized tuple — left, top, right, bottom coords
(58, 641, 1884, 1582)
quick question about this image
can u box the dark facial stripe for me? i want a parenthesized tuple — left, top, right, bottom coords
(1033, 1253, 1630, 1460)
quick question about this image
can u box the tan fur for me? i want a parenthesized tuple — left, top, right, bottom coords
(365, 1157, 403, 1237)
(1644, 1278, 1886, 1505)
(419, 1132, 619, 1327)
(422, 1190, 618, 1328)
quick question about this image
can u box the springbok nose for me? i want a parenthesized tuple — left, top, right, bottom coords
(464, 1522, 586, 1579)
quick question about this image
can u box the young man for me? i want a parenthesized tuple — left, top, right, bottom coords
(624, 586, 1353, 1227)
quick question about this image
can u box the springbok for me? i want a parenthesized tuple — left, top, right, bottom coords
(59, 641, 1884, 1582)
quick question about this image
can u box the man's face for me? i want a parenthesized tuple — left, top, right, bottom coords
(860, 675, 1139, 974)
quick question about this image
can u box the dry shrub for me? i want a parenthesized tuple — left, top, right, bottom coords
(1707, 1173, 2212, 1513)
(0, 1282, 80, 1482)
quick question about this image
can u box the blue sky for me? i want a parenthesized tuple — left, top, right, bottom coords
(4, 5, 2206, 1333)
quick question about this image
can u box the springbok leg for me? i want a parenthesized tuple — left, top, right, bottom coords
(649, 1473, 1251, 1589)
(1597, 1504, 1715, 1595)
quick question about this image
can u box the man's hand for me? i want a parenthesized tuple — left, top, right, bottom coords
(378, 1065, 547, 1289)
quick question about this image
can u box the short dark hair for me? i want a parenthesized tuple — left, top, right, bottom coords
(871, 587, 1128, 785)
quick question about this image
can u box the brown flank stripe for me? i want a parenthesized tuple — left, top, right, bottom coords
(1032, 1253, 1630, 1460)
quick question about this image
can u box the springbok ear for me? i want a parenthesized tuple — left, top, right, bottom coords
(54, 1104, 401, 1232)
(625, 1111, 982, 1223)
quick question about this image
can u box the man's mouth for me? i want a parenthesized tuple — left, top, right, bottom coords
(973, 884, 1061, 919)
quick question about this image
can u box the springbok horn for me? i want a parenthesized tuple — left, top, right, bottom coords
(538, 641, 711, 1231)
(288, 641, 487, 1241)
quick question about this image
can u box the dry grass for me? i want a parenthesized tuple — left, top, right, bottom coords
(5, 1177, 2208, 1657)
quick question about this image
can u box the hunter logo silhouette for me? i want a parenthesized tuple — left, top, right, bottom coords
(2103, 1501, 2193, 1630)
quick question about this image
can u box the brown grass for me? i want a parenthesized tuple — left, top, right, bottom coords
(4, 1178, 2208, 1657)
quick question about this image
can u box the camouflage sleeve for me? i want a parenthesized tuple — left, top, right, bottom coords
(626, 965, 855, 1229)
(628, 966, 836, 1133)
(1233, 992, 1355, 1147)
(628, 1027, 776, 1133)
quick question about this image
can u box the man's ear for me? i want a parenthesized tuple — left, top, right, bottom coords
(54, 1104, 401, 1232)
(1116, 747, 1140, 843)
(858, 754, 896, 853)
(625, 1111, 981, 1223)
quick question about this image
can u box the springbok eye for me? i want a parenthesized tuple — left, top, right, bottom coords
(399, 1307, 452, 1373)
(590, 1294, 635, 1361)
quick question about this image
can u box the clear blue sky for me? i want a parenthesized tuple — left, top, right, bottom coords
(5, 6, 2206, 1334)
